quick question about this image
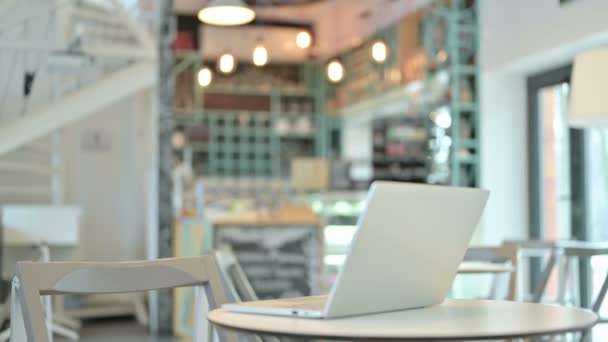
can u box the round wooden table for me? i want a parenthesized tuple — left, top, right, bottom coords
(208, 299, 597, 340)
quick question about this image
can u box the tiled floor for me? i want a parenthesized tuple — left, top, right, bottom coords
(56, 319, 176, 342)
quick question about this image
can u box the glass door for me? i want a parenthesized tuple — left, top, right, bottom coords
(537, 82, 572, 243)
(528, 65, 581, 302)
(586, 129, 608, 324)
(529, 65, 608, 340)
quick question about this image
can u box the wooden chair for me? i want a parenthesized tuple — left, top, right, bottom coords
(9, 256, 236, 342)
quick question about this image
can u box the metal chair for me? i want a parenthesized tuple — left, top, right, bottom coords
(463, 246, 515, 299)
(9, 256, 236, 342)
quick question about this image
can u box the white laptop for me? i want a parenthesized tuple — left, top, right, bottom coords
(222, 181, 489, 319)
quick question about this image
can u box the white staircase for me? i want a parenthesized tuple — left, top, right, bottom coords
(0, 1, 158, 338)
(0, 0, 157, 201)
(0, 136, 60, 204)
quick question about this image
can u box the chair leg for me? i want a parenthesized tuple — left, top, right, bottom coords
(45, 295, 53, 342)
(0, 328, 9, 342)
(193, 286, 208, 342)
(53, 314, 81, 330)
(50, 322, 79, 341)
(533, 250, 557, 303)
(570, 256, 581, 307)
(133, 294, 149, 326)
(558, 255, 572, 306)
(9, 278, 26, 342)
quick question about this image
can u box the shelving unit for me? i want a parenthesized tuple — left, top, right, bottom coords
(172, 57, 330, 178)
(423, 0, 480, 187)
(372, 117, 428, 183)
(327, 24, 402, 112)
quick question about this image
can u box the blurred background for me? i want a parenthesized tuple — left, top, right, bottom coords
(1, 0, 608, 340)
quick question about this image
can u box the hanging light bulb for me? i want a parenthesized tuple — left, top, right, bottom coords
(172, 126, 188, 149)
(218, 52, 236, 74)
(296, 30, 312, 49)
(371, 40, 388, 63)
(198, 0, 256, 26)
(431, 106, 452, 129)
(197, 67, 213, 87)
(253, 44, 268, 67)
(326, 59, 344, 83)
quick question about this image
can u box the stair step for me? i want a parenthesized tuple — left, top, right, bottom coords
(0, 161, 54, 175)
(0, 61, 155, 156)
(0, 185, 51, 197)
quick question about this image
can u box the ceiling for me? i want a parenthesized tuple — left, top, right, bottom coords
(242, 0, 326, 6)
(175, 0, 428, 60)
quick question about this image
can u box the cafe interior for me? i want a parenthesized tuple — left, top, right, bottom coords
(2, 0, 608, 340)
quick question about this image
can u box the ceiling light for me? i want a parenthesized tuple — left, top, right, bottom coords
(326, 59, 344, 83)
(198, 0, 256, 26)
(218, 52, 236, 74)
(432, 107, 452, 129)
(172, 127, 187, 149)
(296, 31, 312, 49)
(197, 67, 213, 87)
(253, 44, 268, 66)
(372, 40, 388, 63)
(436, 49, 448, 63)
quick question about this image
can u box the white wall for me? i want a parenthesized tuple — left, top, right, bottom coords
(479, 0, 608, 243)
(61, 90, 154, 261)
(0, 0, 156, 269)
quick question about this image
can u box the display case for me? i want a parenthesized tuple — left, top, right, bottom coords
(308, 191, 367, 290)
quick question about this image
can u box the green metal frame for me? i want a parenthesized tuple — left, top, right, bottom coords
(424, 0, 480, 187)
(172, 55, 331, 178)
(328, 23, 401, 108)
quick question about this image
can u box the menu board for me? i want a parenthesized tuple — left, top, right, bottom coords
(214, 224, 321, 299)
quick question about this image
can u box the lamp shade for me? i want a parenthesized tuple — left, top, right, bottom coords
(569, 48, 608, 127)
(198, 0, 255, 26)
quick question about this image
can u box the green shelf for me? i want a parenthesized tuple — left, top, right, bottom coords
(424, 0, 480, 187)
(172, 60, 330, 178)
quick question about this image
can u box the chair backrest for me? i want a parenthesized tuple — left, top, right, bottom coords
(214, 245, 258, 302)
(10, 256, 232, 342)
(464, 246, 511, 263)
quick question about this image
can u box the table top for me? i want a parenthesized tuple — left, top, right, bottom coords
(208, 299, 597, 340)
(458, 262, 514, 274)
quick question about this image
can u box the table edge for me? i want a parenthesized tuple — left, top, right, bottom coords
(208, 303, 599, 341)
